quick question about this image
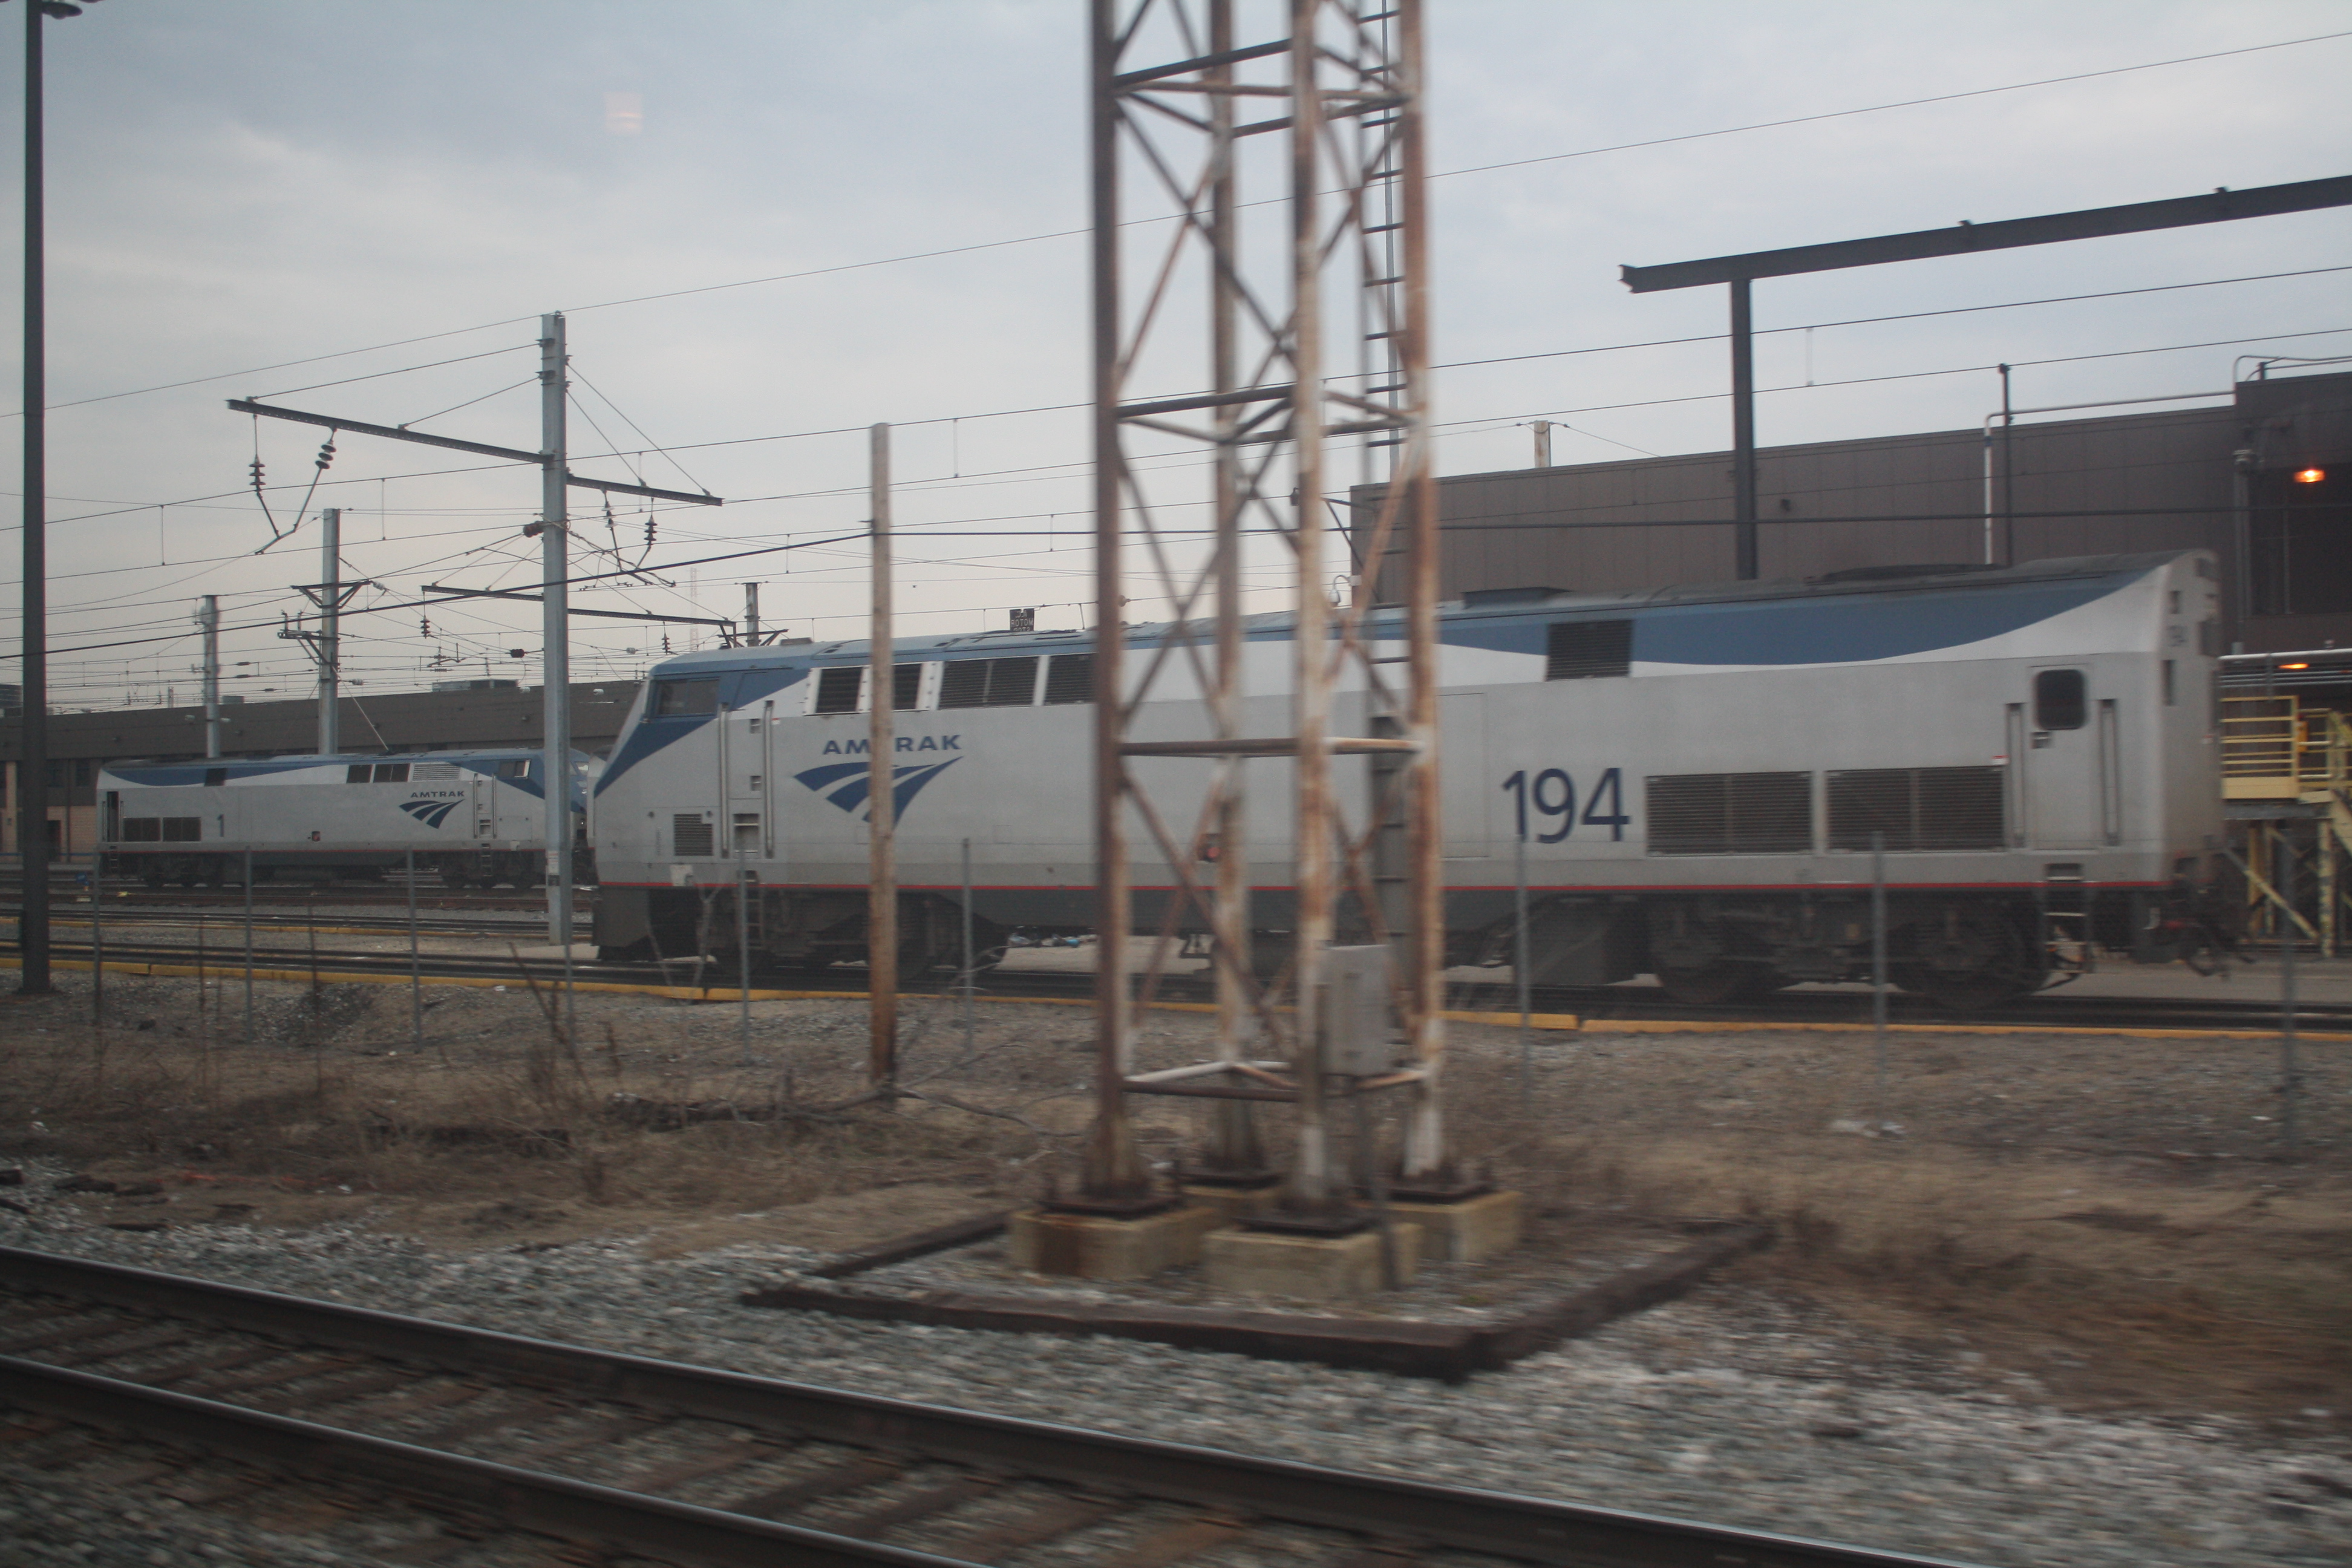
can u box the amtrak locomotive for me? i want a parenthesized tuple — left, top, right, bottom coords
(590, 551, 2233, 1008)
(98, 749, 593, 888)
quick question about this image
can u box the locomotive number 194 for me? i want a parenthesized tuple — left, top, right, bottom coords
(1501, 767, 1630, 843)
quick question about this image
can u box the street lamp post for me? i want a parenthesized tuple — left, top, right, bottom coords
(10, 0, 89, 996)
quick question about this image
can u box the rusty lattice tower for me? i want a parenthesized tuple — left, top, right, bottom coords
(1080, 0, 1449, 1216)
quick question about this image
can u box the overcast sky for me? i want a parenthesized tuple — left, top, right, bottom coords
(3, 1, 2347, 714)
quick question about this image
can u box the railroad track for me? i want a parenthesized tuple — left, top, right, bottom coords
(0, 1245, 1965, 1568)
(8, 925, 2346, 1034)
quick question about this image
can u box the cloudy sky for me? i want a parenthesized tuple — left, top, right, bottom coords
(3, 0, 2347, 714)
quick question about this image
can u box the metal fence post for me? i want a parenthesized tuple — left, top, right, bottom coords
(1514, 828, 1531, 1102)
(88, 845, 103, 1028)
(961, 837, 976, 1056)
(242, 850, 255, 1043)
(2282, 839, 2301, 1157)
(406, 849, 423, 1053)
(1871, 830, 1889, 1131)
(737, 841, 753, 1067)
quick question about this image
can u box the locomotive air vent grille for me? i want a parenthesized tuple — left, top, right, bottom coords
(941, 655, 1040, 708)
(1546, 619, 1632, 680)
(671, 814, 714, 857)
(1043, 652, 1094, 704)
(1827, 766, 2004, 852)
(892, 662, 923, 710)
(813, 667, 863, 714)
(1646, 771, 1811, 855)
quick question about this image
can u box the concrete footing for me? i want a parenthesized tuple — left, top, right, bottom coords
(1203, 1221, 1423, 1301)
(1384, 1189, 1524, 1263)
(1179, 1180, 1283, 1223)
(1007, 1203, 1224, 1281)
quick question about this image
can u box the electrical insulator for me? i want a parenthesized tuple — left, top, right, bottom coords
(315, 439, 336, 472)
(645, 517, 656, 547)
(247, 458, 266, 488)
(419, 618, 433, 639)
(661, 635, 672, 655)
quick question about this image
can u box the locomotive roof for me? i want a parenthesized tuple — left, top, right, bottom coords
(643, 549, 2203, 676)
(100, 747, 592, 771)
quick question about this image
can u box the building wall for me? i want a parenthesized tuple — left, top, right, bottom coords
(1357, 371, 2352, 651)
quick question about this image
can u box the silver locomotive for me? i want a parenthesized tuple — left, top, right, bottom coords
(97, 749, 592, 888)
(590, 551, 2231, 1007)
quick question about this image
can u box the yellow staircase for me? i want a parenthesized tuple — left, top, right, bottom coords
(2222, 694, 2352, 951)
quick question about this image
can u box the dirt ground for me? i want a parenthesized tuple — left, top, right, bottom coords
(1, 964, 2346, 1428)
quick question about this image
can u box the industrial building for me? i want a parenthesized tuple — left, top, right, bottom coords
(1359, 367, 2351, 653)
(0, 681, 639, 857)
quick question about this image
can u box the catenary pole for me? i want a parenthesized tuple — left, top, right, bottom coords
(867, 422, 897, 1092)
(540, 313, 573, 948)
(198, 596, 221, 759)
(15, 0, 53, 994)
(316, 508, 341, 754)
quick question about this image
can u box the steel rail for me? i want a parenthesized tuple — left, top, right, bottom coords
(7, 927, 2350, 1036)
(0, 1246, 1977, 1568)
(0, 1354, 965, 1568)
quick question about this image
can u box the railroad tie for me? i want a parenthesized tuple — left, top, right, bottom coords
(137, 1341, 287, 1388)
(53, 1327, 196, 1368)
(938, 1492, 1125, 1560)
(831, 1472, 1005, 1540)
(1093, 1513, 1252, 1568)
(411, 1394, 564, 1448)
(504, 1412, 664, 1466)
(724, 1454, 903, 1518)
(1321, 1543, 1422, 1567)
(0, 1313, 146, 1355)
(611, 1440, 784, 1495)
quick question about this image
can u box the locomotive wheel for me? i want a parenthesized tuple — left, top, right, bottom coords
(1896, 909, 2042, 1011)
(441, 866, 474, 890)
(1654, 962, 1775, 1007)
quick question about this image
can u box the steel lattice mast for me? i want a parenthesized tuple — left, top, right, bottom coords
(1082, 0, 1449, 1212)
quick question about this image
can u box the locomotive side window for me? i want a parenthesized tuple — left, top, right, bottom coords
(122, 818, 162, 841)
(1044, 653, 1094, 704)
(496, 759, 534, 780)
(373, 763, 410, 783)
(653, 678, 719, 716)
(812, 667, 862, 713)
(204, 768, 227, 787)
(1827, 766, 2004, 852)
(1645, 771, 1811, 854)
(940, 656, 1041, 708)
(1546, 619, 1632, 680)
(347, 764, 373, 783)
(2033, 668, 2086, 730)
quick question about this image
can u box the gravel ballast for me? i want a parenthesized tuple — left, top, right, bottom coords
(3, 1171, 2347, 1568)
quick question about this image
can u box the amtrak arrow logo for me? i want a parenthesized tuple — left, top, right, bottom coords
(794, 759, 959, 821)
(397, 799, 462, 829)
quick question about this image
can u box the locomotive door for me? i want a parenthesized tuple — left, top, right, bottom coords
(2024, 666, 2104, 848)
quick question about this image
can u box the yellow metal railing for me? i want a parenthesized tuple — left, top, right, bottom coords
(2221, 696, 2352, 798)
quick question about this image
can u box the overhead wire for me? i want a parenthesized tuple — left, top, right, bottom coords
(3, 28, 2342, 423)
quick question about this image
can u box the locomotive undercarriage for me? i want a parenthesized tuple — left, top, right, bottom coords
(598, 886, 1007, 979)
(1516, 885, 2229, 1011)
